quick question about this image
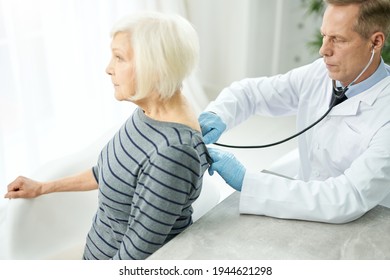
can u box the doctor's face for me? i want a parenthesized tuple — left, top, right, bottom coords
(106, 32, 136, 101)
(319, 4, 374, 86)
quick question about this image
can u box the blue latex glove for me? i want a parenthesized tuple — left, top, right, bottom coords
(198, 111, 226, 144)
(208, 148, 246, 191)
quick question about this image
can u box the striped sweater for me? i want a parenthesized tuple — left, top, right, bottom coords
(83, 108, 210, 260)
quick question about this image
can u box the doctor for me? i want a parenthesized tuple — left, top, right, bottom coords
(199, 0, 390, 223)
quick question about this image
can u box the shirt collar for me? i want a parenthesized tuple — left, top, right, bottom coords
(336, 58, 389, 98)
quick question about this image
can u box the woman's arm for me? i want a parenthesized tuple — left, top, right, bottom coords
(4, 169, 98, 199)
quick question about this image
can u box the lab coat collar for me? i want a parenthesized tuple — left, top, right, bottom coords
(329, 76, 390, 116)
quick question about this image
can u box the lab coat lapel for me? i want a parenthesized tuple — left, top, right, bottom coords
(328, 77, 390, 117)
(328, 98, 360, 116)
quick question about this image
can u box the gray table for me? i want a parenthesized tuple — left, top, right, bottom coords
(149, 192, 390, 259)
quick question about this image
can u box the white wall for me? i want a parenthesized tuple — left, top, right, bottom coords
(185, 0, 251, 100)
(186, 0, 322, 101)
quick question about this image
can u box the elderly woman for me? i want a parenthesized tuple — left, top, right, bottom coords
(5, 12, 210, 260)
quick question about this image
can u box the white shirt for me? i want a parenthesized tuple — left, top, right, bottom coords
(206, 58, 390, 223)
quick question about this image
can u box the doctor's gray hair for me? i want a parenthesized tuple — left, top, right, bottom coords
(110, 12, 199, 101)
(325, 0, 390, 39)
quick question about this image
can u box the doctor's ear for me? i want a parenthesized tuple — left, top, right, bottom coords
(370, 32, 385, 51)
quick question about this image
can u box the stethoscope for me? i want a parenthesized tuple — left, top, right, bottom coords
(214, 47, 376, 149)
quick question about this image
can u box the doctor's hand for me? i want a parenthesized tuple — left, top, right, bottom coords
(208, 148, 246, 191)
(4, 176, 43, 199)
(198, 111, 226, 144)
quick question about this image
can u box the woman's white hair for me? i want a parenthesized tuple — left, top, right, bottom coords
(110, 11, 199, 100)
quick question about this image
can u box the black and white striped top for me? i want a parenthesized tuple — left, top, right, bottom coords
(83, 108, 210, 260)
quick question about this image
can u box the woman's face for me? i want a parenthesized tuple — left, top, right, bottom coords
(106, 32, 136, 101)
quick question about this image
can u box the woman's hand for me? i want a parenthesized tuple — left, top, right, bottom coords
(4, 176, 43, 199)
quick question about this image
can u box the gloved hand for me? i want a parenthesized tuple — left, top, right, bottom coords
(208, 148, 246, 191)
(198, 111, 226, 144)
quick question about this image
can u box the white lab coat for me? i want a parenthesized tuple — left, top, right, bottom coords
(206, 58, 390, 223)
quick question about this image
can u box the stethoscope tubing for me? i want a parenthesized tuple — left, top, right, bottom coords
(213, 49, 375, 149)
(213, 97, 336, 149)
